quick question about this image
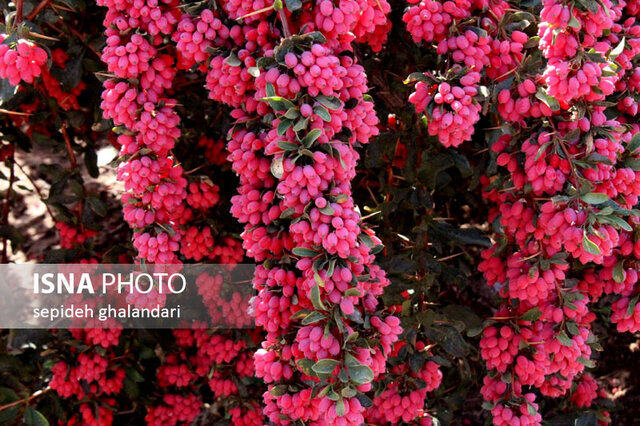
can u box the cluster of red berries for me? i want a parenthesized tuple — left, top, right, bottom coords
(0, 35, 48, 86)
(404, 0, 640, 423)
(409, 70, 482, 147)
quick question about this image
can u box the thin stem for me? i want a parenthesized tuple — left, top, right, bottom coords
(436, 252, 464, 262)
(1, 158, 15, 263)
(15, 0, 24, 27)
(236, 4, 274, 20)
(26, 0, 51, 20)
(61, 124, 77, 170)
(15, 161, 55, 220)
(278, 8, 291, 38)
(0, 388, 50, 413)
(0, 108, 31, 116)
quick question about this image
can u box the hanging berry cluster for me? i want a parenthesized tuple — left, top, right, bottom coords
(98, 0, 186, 264)
(406, 0, 640, 424)
(95, 0, 404, 423)
(162, 0, 432, 421)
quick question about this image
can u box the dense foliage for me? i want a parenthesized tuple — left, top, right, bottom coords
(0, 0, 638, 424)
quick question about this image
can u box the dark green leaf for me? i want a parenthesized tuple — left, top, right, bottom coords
(302, 311, 326, 325)
(277, 141, 299, 151)
(315, 95, 342, 110)
(61, 53, 84, 91)
(312, 358, 340, 374)
(520, 307, 542, 322)
(313, 105, 331, 122)
(627, 294, 639, 316)
(310, 285, 327, 310)
(535, 88, 560, 111)
(613, 261, 625, 283)
(292, 247, 319, 257)
(557, 330, 574, 347)
(284, 0, 302, 10)
(582, 232, 601, 255)
(302, 128, 322, 147)
(225, 52, 242, 67)
(348, 364, 374, 385)
(23, 407, 49, 426)
(580, 192, 608, 204)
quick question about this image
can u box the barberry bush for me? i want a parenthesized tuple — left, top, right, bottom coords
(0, 0, 638, 424)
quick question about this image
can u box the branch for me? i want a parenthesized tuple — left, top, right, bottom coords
(14, 160, 55, 221)
(1, 157, 15, 263)
(26, 0, 51, 21)
(60, 123, 77, 170)
(0, 388, 51, 413)
(15, 0, 24, 27)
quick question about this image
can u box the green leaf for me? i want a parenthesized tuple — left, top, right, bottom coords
(580, 192, 608, 204)
(302, 128, 322, 147)
(271, 157, 284, 179)
(316, 95, 342, 110)
(423, 324, 471, 357)
(23, 407, 49, 426)
(585, 52, 606, 63)
(302, 311, 326, 325)
(442, 305, 482, 331)
(481, 401, 496, 411)
(225, 52, 242, 67)
(61, 53, 84, 91)
(535, 88, 560, 111)
(403, 72, 430, 85)
(312, 358, 340, 374)
(624, 157, 640, 171)
(319, 205, 335, 215)
(566, 321, 580, 336)
(597, 214, 633, 232)
(293, 117, 309, 132)
(526, 401, 537, 416)
(314, 270, 325, 287)
(284, 107, 300, 119)
(0, 225, 24, 252)
(296, 358, 316, 376)
(310, 285, 327, 310)
(612, 261, 625, 284)
(270, 384, 289, 396)
(313, 105, 331, 122)
(87, 197, 107, 217)
(277, 141, 299, 151)
(266, 83, 276, 97)
(582, 231, 601, 255)
(327, 258, 336, 278)
(576, 356, 596, 368)
(557, 330, 574, 347)
(247, 66, 260, 77)
(0, 78, 18, 105)
(520, 307, 542, 322)
(432, 223, 491, 247)
(627, 294, 639, 316)
(84, 147, 99, 178)
(568, 7, 581, 29)
(277, 118, 294, 135)
(627, 133, 640, 154)
(576, 0, 599, 14)
(123, 377, 139, 399)
(336, 398, 346, 416)
(344, 288, 361, 297)
(349, 364, 374, 385)
(292, 247, 319, 257)
(284, 0, 302, 10)
(609, 37, 625, 60)
(121, 368, 142, 384)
